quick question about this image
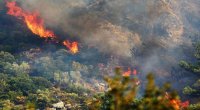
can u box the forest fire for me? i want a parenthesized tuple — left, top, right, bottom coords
(165, 92, 190, 110)
(6, 1, 55, 38)
(170, 99, 190, 110)
(122, 68, 131, 77)
(63, 40, 79, 54)
(24, 13, 56, 38)
(122, 68, 138, 77)
(0, 0, 199, 109)
(6, 1, 79, 54)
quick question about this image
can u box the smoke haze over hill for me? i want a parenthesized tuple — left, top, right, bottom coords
(2, 0, 200, 87)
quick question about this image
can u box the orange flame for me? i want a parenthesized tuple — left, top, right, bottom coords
(122, 68, 138, 77)
(6, 1, 79, 54)
(170, 100, 190, 110)
(165, 92, 189, 110)
(170, 99, 180, 110)
(122, 68, 131, 77)
(6, 1, 55, 38)
(63, 40, 79, 54)
(24, 13, 56, 38)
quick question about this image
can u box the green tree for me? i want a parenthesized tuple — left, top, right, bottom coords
(0, 73, 8, 99)
(180, 42, 200, 96)
(0, 51, 15, 74)
(8, 75, 36, 96)
(31, 77, 52, 90)
(32, 55, 69, 80)
(0, 51, 30, 76)
(0, 100, 14, 109)
(0, 51, 15, 63)
(180, 42, 200, 110)
(35, 89, 52, 109)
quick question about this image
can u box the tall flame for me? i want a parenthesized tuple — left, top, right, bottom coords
(6, 1, 55, 38)
(63, 40, 79, 54)
(24, 13, 56, 38)
(6, 1, 79, 54)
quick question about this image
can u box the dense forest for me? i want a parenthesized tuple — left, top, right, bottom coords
(0, 0, 200, 110)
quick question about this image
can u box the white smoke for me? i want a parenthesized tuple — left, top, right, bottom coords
(13, 0, 200, 73)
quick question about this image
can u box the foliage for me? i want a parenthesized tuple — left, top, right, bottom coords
(180, 43, 200, 74)
(179, 43, 200, 95)
(0, 51, 15, 63)
(0, 49, 193, 110)
(0, 51, 91, 109)
(188, 103, 200, 110)
(88, 68, 188, 110)
(31, 77, 52, 89)
(183, 86, 197, 95)
(180, 42, 200, 110)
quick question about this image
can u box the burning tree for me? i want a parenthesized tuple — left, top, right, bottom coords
(6, 1, 79, 54)
(88, 68, 189, 110)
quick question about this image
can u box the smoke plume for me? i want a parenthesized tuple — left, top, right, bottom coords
(11, 0, 200, 76)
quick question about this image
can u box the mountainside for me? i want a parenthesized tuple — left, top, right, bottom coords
(0, 0, 200, 109)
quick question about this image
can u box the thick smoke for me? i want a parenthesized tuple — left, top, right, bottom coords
(15, 0, 200, 75)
